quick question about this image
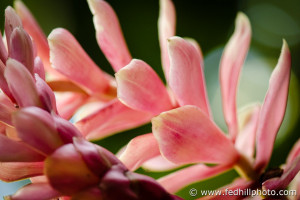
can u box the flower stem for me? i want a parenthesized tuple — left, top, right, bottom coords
(234, 155, 258, 181)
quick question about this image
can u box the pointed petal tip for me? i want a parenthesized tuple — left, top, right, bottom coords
(236, 12, 250, 24)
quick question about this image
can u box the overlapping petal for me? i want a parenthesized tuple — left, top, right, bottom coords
(76, 99, 152, 140)
(152, 105, 240, 165)
(158, 0, 176, 80)
(263, 156, 300, 191)
(87, 0, 131, 72)
(9, 27, 34, 74)
(5, 6, 22, 52)
(158, 164, 233, 193)
(48, 28, 110, 94)
(119, 133, 161, 171)
(14, 0, 56, 76)
(13, 107, 64, 155)
(5, 59, 42, 108)
(0, 162, 44, 182)
(219, 12, 251, 141)
(0, 134, 44, 162)
(235, 104, 260, 158)
(5, 183, 61, 200)
(255, 41, 291, 172)
(116, 59, 173, 115)
(168, 36, 211, 118)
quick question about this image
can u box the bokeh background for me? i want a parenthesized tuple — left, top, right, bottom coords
(0, 0, 299, 199)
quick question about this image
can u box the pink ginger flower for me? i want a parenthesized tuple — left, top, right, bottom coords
(13, 0, 152, 139)
(14, 0, 160, 140)
(117, 6, 299, 198)
(1, 106, 182, 200)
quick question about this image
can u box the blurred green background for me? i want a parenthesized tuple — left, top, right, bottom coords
(0, 0, 300, 199)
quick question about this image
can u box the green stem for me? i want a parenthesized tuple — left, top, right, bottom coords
(234, 155, 258, 181)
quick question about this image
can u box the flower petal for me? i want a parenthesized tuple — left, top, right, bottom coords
(6, 183, 61, 200)
(53, 116, 82, 144)
(55, 93, 88, 120)
(13, 107, 64, 155)
(73, 138, 125, 176)
(5, 59, 42, 108)
(152, 105, 240, 165)
(76, 99, 152, 140)
(0, 60, 14, 102)
(0, 134, 44, 162)
(158, 0, 176, 80)
(9, 27, 34, 74)
(5, 6, 22, 52)
(255, 41, 291, 172)
(219, 12, 251, 141)
(116, 59, 173, 115)
(48, 28, 109, 93)
(168, 36, 211, 118)
(45, 143, 100, 195)
(263, 156, 300, 191)
(35, 74, 57, 113)
(14, 1, 57, 76)
(87, 0, 131, 72)
(142, 155, 179, 172)
(235, 104, 260, 158)
(0, 97, 15, 126)
(0, 32, 8, 63)
(158, 164, 233, 193)
(0, 162, 44, 182)
(287, 139, 300, 167)
(119, 133, 161, 171)
(33, 57, 45, 80)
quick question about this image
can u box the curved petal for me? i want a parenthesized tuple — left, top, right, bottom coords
(255, 41, 291, 172)
(168, 36, 211, 118)
(119, 133, 161, 171)
(13, 107, 64, 155)
(158, 164, 233, 193)
(287, 139, 300, 167)
(6, 183, 61, 200)
(0, 60, 14, 102)
(48, 28, 109, 94)
(219, 12, 251, 141)
(9, 27, 34, 74)
(116, 59, 172, 115)
(87, 0, 131, 72)
(33, 57, 45, 80)
(76, 99, 152, 140)
(235, 104, 260, 158)
(35, 74, 57, 113)
(53, 115, 82, 144)
(45, 144, 99, 195)
(0, 99, 14, 126)
(14, 1, 59, 77)
(55, 92, 88, 120)
(158, 0, 176, 80)
(152, 105, 240, 165)
(5, 6, 22, 52)
(0, 134, 44, 162)
(0, 32, 8, 63)
(263, 156, 300, 191)
(0, 162, 44, 182)
(142, 155, 179, 172)
(5, 59, 42, 108)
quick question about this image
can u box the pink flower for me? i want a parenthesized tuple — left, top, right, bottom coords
(14, 0, 153, 140)
(152, 21, 294, 199)
(118, 6, 297, 197)
(1, 107, 181, 200)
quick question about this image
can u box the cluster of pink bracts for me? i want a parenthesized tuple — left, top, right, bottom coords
(0, 0, 299, 199)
